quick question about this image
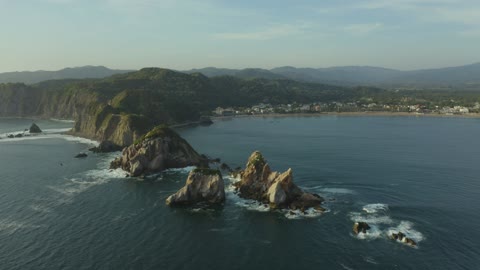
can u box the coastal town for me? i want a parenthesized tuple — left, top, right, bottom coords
(214, 101, 479, 116)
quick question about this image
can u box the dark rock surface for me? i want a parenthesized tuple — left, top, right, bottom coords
(29, 123, 42, 133)
(391, 232, 417, 247)
(353, 222, 371, 234)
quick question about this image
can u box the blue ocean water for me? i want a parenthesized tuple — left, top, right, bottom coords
(0, 116, 479, 270)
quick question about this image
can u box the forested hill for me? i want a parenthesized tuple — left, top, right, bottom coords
(0, 68, 357, 146)
(186, 63, 480, 90)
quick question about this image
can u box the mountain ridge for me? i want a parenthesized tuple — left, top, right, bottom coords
(185, 62, 480, 89)
(0, 66, 134, 84)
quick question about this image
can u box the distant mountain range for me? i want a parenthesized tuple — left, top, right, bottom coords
(1, 63, 480, 90)
(0, 66, 133, 84)
(186, 63, 480, 90)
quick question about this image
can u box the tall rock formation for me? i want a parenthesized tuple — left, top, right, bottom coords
(166, 168, 225, 206)
(110, 125, 207, 177)
(234, 151, 324, 210)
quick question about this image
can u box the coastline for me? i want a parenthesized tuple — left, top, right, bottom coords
(211, 111, 480, 121)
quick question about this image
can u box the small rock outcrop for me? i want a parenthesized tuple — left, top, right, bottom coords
(89, 140, 123, 153)
(353, 222, 371, 234)
(29, 123, 42, 133)
(75, 153, 88, 158)
(233, 151, 324, 210)
(391, 232, 417, 247)
(110, 125, 207, 177)
(166, 168, 225, 206)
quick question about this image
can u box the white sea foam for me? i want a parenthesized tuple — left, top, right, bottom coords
(362, 256, 379, 265)
(0, 219, 42, 235)
(61, 135, 99, 146)
(318, 188, 355, 194)
(349, 212, 393, 225)
(387, 221, 425, 243)
(339, 263, 355, 270)
(41, 153, 126, 210)
(0, 131, 99, 146)
(42, 128, 72, 134)
(50, 118, 75, 123)
(164, 166, 196, 173)
(350, 204, 424, 245)
(29, 204, 53, 213)
(283, 207, 326, 219)
(355, 224, 383, 240)
(362, 203, 389, 214)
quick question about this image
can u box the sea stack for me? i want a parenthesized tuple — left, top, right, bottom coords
(110, 125, 207, 177)
(166, 168, 225, 206)
(234, 151, 324, 211)
(29, 123, 42, 133)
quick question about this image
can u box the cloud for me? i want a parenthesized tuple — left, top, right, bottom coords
(213, 24, 308, 41)
(343, 23, 383, 35)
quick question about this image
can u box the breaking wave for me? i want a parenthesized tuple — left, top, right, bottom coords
(349, 203, 424, 245)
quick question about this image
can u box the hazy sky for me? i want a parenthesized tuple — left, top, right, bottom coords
(1, 0, 479, 72)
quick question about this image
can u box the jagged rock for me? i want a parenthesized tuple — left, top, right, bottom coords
(353, 222, 371, 234)
(89, 140, 123, 153)
(220, 163, 232, 172)
(391, 232, 417, 247)
(166, 168, 225, 206)
(110, 125, 207, 177)
(234, 151, 324, 210)
(7, 134, 14, 138)
(14, 133, 23, 138)
(75, 153, 88, 158)
(29, 123, 42, 133)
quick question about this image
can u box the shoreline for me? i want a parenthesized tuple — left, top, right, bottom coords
(212, 111, 480, 120)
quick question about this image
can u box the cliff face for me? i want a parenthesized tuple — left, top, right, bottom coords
(0, 83, 146, 146)
(0, 69, 208, 146)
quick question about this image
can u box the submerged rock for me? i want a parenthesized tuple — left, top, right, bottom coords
(166, 168, 225, 206)
(29, 123, 42, 133)
(75, 153, 88, 158)
(110, 125, 207, 177)
(353, 222, 371, 234)
(391, 232, 417, 247)
(89, 140, 123, 153)
(233, 151, 324, 210)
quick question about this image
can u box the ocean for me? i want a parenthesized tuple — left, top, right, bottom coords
(0, 116, 479, 269)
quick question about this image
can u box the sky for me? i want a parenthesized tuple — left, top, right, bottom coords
(0, 0, 479, 72)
